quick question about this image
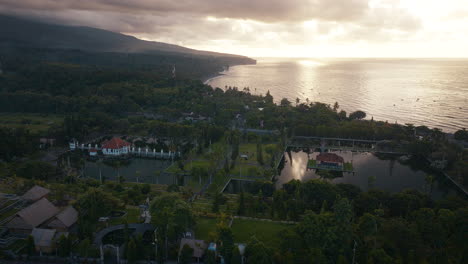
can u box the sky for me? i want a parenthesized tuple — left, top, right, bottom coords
(1, 0, 468, 58)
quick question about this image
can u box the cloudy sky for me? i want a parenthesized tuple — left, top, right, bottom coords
(1, 0, 467, 57)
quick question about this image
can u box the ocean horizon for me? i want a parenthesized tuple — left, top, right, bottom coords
(207, 57, 468, 132)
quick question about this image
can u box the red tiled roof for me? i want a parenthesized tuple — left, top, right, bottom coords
(101, 137, 131, 149)
(316, 153, 344, 163)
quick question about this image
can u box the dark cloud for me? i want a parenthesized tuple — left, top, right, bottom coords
(0, 0, 440, 56)
(0, 0, 370, 23)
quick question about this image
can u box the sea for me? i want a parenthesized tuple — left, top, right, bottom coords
(206, 58, 468, 133)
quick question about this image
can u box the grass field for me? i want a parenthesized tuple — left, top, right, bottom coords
(0, 113, 63, 133)
(108, 206, 141, 225)
(193, 216, 295, 247)
(231, 218, 295, 247)
(194, 217, 218, 241)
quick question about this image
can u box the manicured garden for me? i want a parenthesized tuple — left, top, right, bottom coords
(194, 217, 218, 241)
(231, 218, 295, 248)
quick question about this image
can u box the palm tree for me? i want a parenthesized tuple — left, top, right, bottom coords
(368, 175, 376, 189)
(425, 174, 435, 195)
(77, 157, 85, 174)
(333, 102, 340, 112)
(116, 161, 121, 178)
(97, 158, 103, 183)
(136, 170, 141, 183)
(154, 170, 160, 184)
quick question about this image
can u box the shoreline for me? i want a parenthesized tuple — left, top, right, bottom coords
(202, 61, 256, 85)
(202, 72, 225, 85)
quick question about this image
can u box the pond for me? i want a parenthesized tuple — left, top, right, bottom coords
(277, 150, 457, 199)
(84, 158, 190, 185)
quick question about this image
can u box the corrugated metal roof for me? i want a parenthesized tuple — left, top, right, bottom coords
(16, 198, 59, 228)
(48, 206, 78, 228)
(22, 186, 50, 201)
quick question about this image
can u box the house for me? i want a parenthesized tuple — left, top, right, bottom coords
(22, 185, 50, 202)
(101, 137, 131, 156)
(316, 153, 344, 169)
(47, 206, 78, 232)
(31, 228, 57, 254)
(7, 198, 59, 234)
(179, 238, 207, 263)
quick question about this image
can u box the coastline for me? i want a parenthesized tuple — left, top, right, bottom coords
(202, 72, 225, 85)
(202, 59, 256, 85)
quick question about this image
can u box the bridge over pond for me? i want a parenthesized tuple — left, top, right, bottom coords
(289, 136, 408, 155)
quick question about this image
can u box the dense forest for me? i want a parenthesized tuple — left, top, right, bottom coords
(238, 180, 468, 264)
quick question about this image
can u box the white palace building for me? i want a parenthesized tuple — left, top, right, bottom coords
(101, 137, 132, 156)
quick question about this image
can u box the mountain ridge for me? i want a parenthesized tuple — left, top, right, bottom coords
(0, 14, 254, 61)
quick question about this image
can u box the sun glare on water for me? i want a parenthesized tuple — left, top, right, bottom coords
(297, 60, 323, 67)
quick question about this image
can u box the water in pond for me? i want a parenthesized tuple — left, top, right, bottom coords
(278, 150, 456, 199)
(84, 159, 189, 185)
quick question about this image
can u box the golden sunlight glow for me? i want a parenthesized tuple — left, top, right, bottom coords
(297, 60, 323, 67)
(137, 0, 468, 58)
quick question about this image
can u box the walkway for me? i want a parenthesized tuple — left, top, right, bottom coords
(293, 136, 379, 143)
(289, 136, 408, 155)
(93, 223, 154, 245)
(233, 215, 297, 225)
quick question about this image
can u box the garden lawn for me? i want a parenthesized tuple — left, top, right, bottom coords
(231, 218, 295, 248)
(108, 206, 141, 225)
(194, 217, 218, 241)
(0, 113, 63, 133)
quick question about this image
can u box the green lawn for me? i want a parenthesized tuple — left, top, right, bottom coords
(344, 162, 354, 171)
(108, 206, 141, 225)
(238, 143, 277, 164)
(229, 163, 263, 177)
(166, 159, 211, 174)
(231, 219, 295, 247)
(187, 160, 211, 170)
(164, 163, 181, 173)
(0, 113, 63, 133)
(307, 159, 317, 168)
(194, 217, 218, 241)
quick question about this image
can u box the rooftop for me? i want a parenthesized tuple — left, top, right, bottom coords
(102, 137, 131, 149)
(316, 153, 345, 163)
(22, 185, 50, 202)
(48, 206, 78, 229)
(8, 198, 59, 229)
